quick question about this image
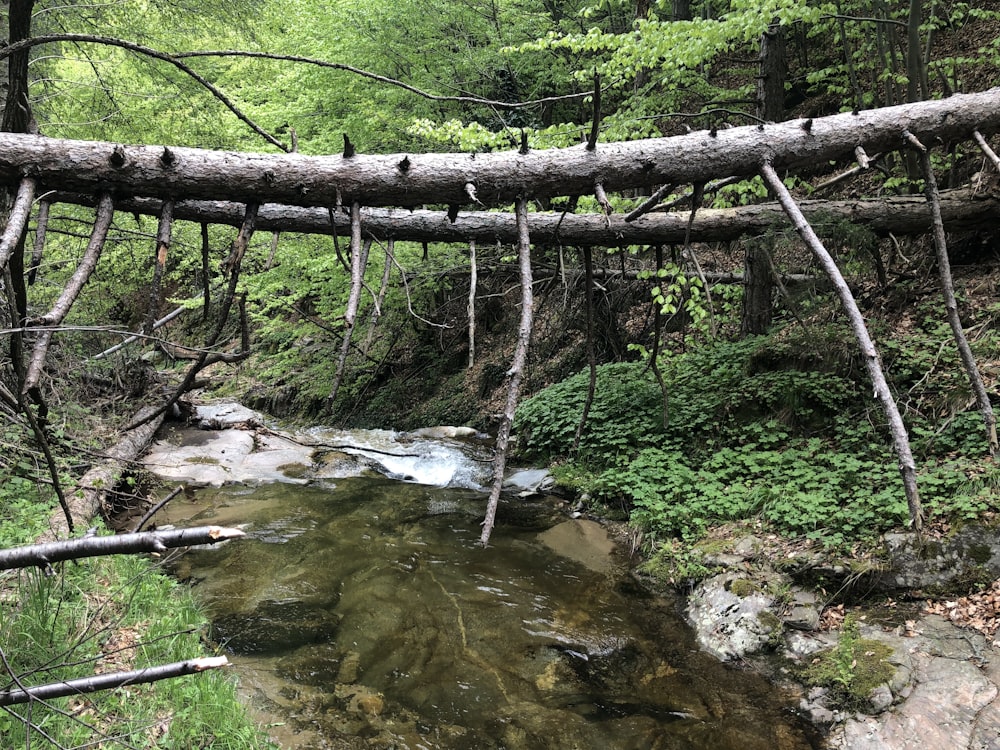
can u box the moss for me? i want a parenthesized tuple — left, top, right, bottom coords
(185, 456, 221, 465)
(729, 578, 760, 598)
(801, 615, 895, 710)
(638, 540, 717, 586)
(967, 543, 993, 565)
(757, 610, 785, 648)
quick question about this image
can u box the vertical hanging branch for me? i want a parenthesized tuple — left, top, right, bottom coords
(760, 162, 922, 530)
(572, 244, 598, 452)
(915, 143, 998, 456)
(27, 198, 48, 285)
(144, 200, 174, 335)
(24, 193, 115, 394)
(467, 240, 477, 369)
(327, 203, 369, 408)
(481, 197, 535, 546)
(200, 222, 211, 321)
(126, 204, 258, 432)
(362, 238, 393, 359)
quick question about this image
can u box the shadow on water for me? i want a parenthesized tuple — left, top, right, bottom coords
(161, 478, 822, 749)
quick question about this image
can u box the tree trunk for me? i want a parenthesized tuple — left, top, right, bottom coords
(58, 189, 1000, 247)
(740, 242, 773, 336)
(480, 198, 534, 546)
(757, 21, 786, 122)
(0, 90, 997, 209)
(42, 404, 167, 540)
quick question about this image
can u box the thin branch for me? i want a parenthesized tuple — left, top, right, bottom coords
(173, 49, 597, 111)
(0, 657, 229, 707)
(973, 130, 1000, 171)
(27, 197, 49, 285)
(917, 147, 998, 456)
(0, 526, 245, 572)
(0, 34, 288, 151)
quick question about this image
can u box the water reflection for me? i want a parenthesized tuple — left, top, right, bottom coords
(162, 479, 820, 749)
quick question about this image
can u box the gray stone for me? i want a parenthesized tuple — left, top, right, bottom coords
(868, 683, 894, 713)
(686, 572, 779, 661)
(881, 528, 1000, 591)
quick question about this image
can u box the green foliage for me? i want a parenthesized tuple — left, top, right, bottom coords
(0, 543, 275, 749)
(802, 615, 895, 710)
(517, 319, 999, 547)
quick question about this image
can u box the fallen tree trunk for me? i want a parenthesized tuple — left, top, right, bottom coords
(1, 89, 998, 209)
(54, 189, 1000, 246)
(0, 526, 245, 571)
(43, 405, 167, 540)
(0, 656, 229, 707)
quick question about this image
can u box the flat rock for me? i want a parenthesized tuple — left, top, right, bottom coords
(828, 615, 1000, 750)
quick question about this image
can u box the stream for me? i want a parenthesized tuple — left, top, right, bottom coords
(145, 412, 821, 749)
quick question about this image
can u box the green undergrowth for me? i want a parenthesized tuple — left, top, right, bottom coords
(0, 519, 275, 749)
(515, 320, 999, 549)
(801, 615, 895, 710)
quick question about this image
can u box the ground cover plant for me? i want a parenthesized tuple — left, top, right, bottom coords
(515, 311, 1000, 550)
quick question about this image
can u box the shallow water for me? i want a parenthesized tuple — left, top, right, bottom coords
(161, 476, 820, 750)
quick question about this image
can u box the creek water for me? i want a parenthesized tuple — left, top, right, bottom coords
(153, 424, 820, 750)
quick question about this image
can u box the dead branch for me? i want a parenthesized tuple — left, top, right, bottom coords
(0, 526, 245, 572)
(0, 176, 35, 271)
(0, 34, 288, 150)
(144, 200, 174, 335)
(132, 487, 183, 533)
(26, 197, 48, 285)
(23, 193, 114, 394)
(760, 160, 923, 531)
(0, 656, 229, 707)
(480, 197, 534, 546)
(327, 204, 369, 407)
(467, 240, 477, 369)
(917, 146, 998, 456)
(973, 130, 1000, 171)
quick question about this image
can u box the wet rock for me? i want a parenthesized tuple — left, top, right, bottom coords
(868, 683, 894, 713)
(827, 615, 1000, 750)
(687, 572, 780, 661)
(504, 468, 556, 496)
(213, 600, 341, 655)
(194, 402, 263, 429)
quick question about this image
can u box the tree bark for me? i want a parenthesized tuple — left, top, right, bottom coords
(1, 526, 245, 571)
(0, 656, 229, 707)
(757, 21, 786, 122)
(56, 189, 1000, 246)
(0, 90, 997, 208)
(760, 162, 923, 531)
(480, 197, 534, 546)
(740, 241, 773, 336)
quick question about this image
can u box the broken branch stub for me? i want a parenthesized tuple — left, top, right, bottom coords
(0, 526, 245, 571)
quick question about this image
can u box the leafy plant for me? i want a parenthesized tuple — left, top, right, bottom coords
(802, 614, 895, 711)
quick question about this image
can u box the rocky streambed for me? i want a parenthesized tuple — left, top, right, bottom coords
(141, 402, 1000, 749)
(681, 530, 1000, 750)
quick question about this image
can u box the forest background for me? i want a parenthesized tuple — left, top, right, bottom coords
(0, 0, 999, 745)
